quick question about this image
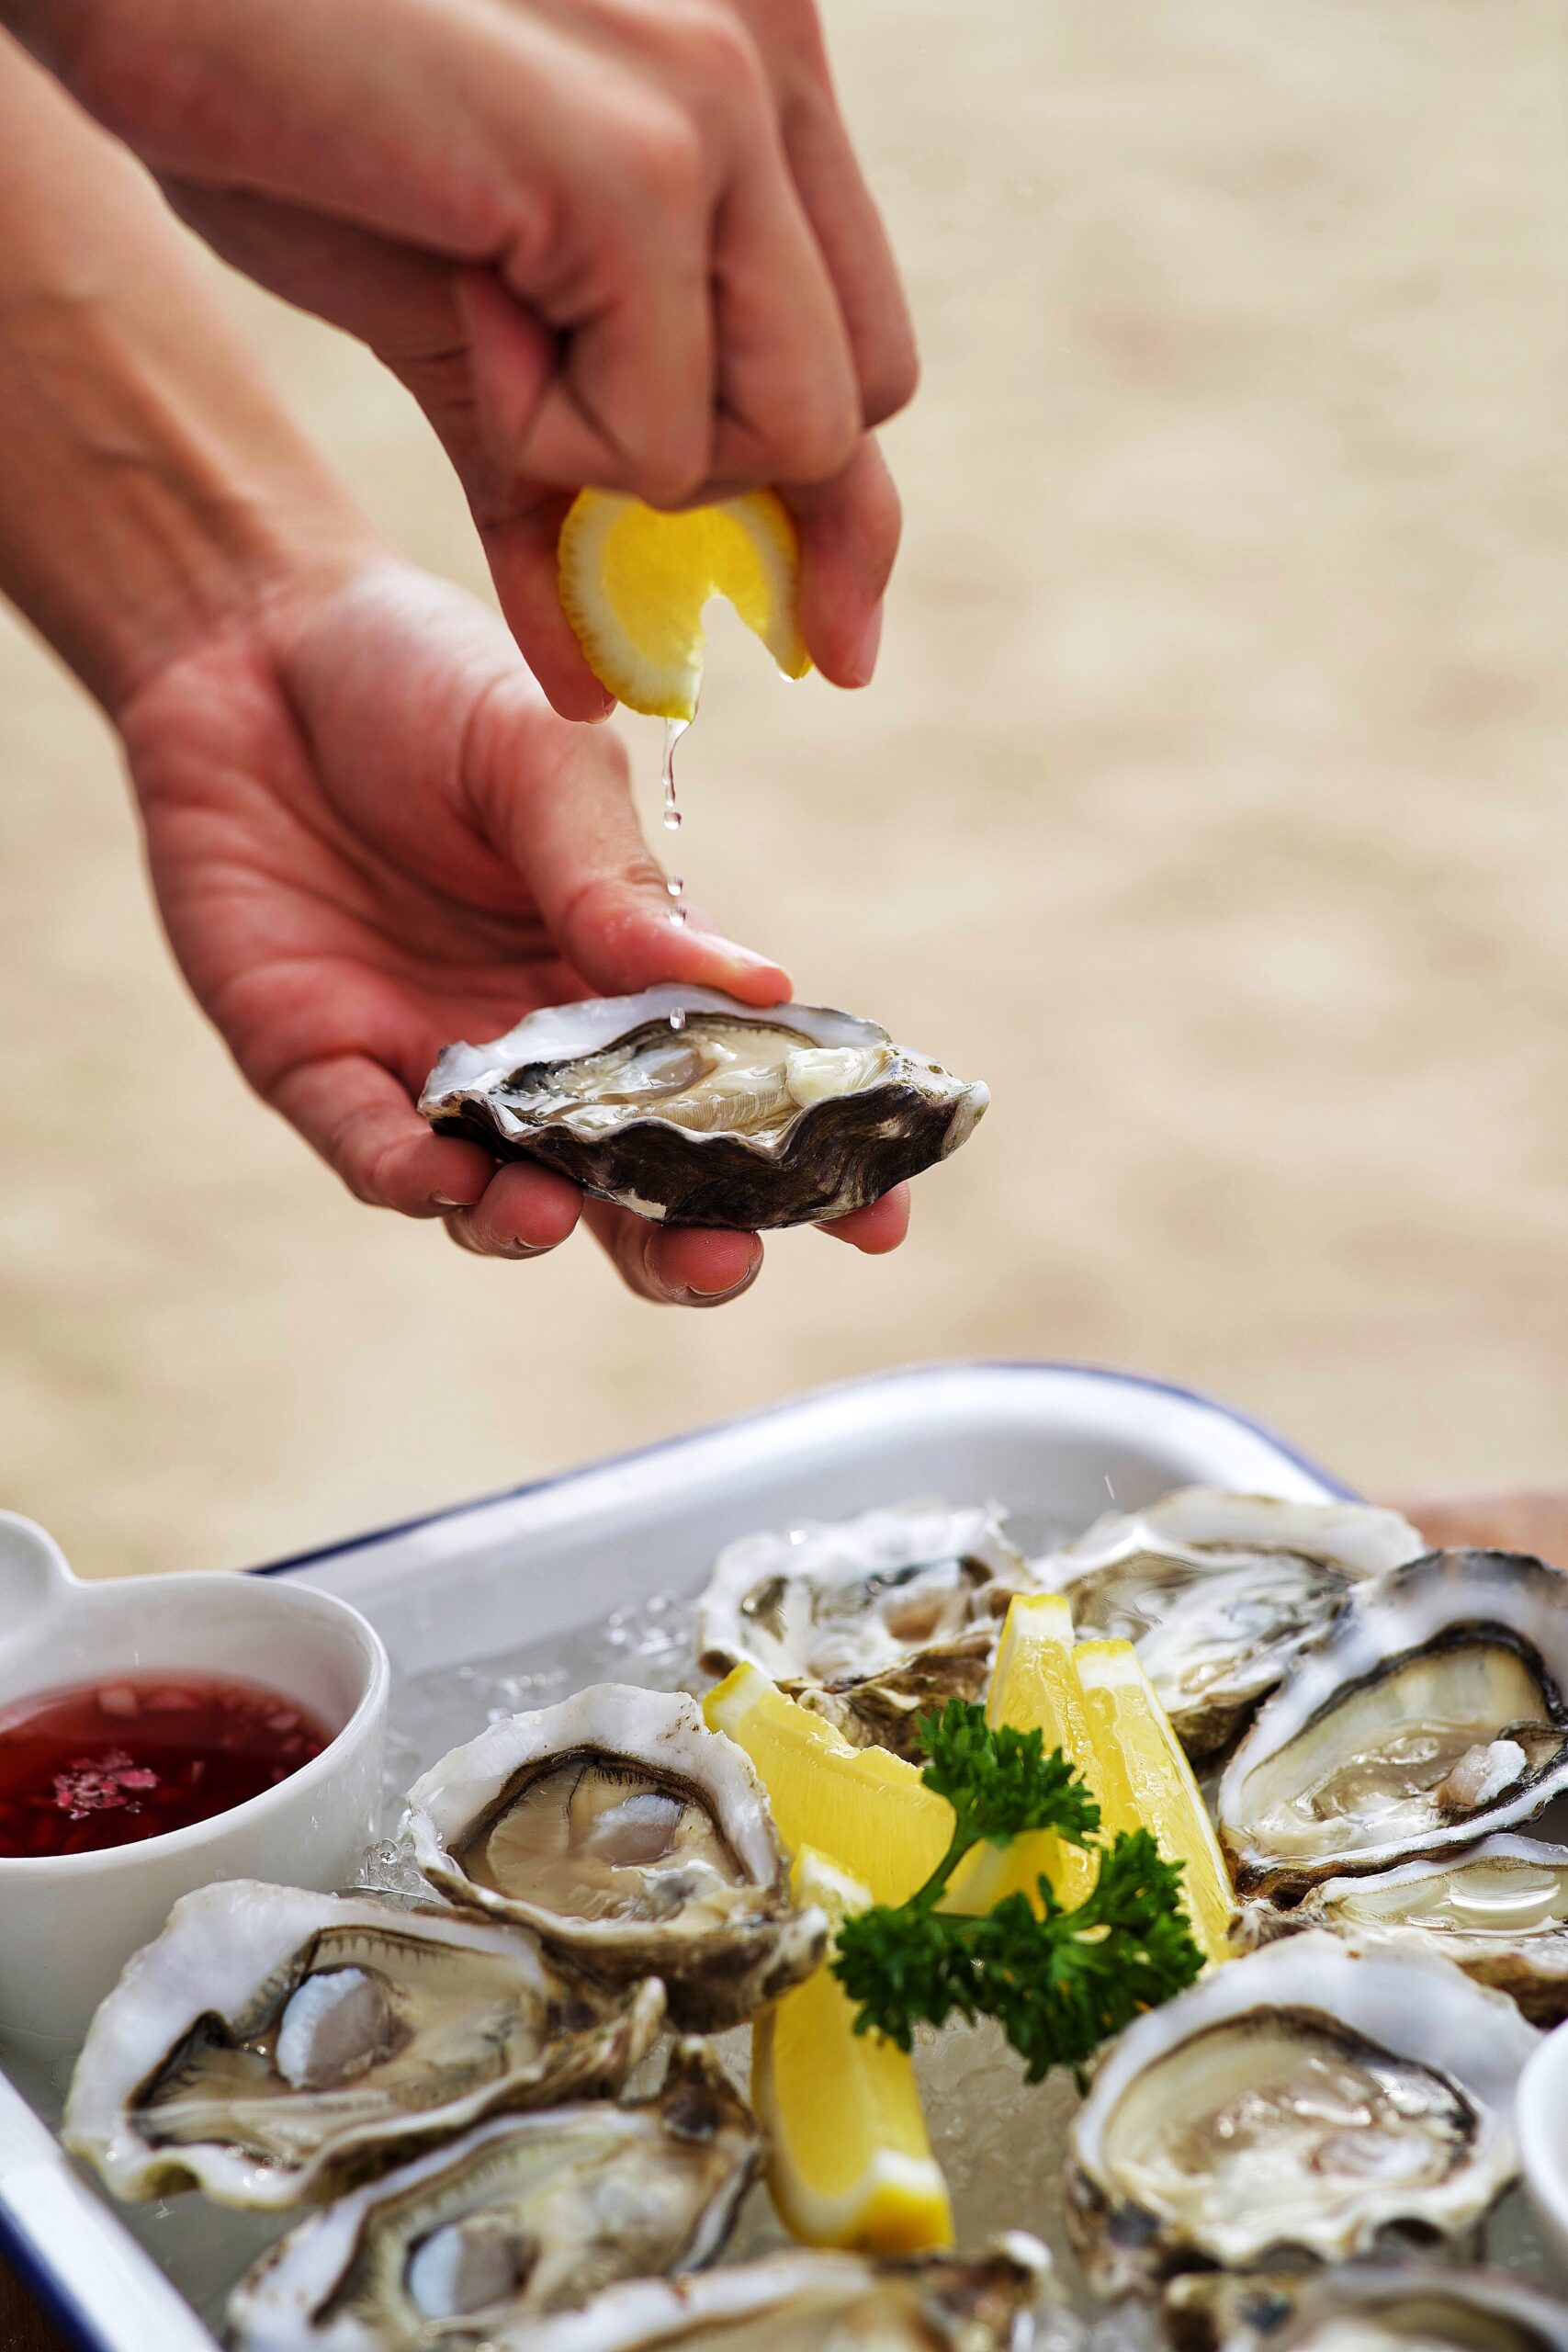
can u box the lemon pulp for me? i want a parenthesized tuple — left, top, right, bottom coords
(558, 491, 811, 719)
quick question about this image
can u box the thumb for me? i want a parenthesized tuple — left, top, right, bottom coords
(465, 682, 791, 1006)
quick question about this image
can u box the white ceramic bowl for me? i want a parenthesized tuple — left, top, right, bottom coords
(1519, 2015, 1568, 2267)
(0, 1512, 389, 2048)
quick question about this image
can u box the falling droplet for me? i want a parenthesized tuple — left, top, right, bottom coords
(661, 717, 689, 833)
(670, 904, 689, 927)
(669, 1007, 688, 1032)
(666, 876, 683, 899)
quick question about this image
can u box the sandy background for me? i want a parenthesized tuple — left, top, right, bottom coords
(3, 0, 1567, 1582)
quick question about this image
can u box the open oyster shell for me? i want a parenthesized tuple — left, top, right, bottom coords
(1237, 1834, 1568, 2023)
(696, 1501, 1038, 1758)
(228, 2039, 759, 2352)
(1165, 2264, 1568, 2352)
(406, 1685, 825, 2030)
(476, 2237, 1049, 2352)
(62, 1883, 663, 2210)
(1064, 1934, 1539, 2297)
(1217, 1550, 1568, 1897)
(1037, 1490, 1426, 1764)
(419, 986, 987, 1228)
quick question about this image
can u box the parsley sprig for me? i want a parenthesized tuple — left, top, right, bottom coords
(829, 1699, 1203, 2082)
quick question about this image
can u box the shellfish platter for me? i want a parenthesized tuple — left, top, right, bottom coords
(4, 1362, 1568, 2352)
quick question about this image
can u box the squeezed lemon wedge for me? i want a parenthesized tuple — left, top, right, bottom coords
(1074, 1639, 1236, 1965)
(945, 1592, 1098, 1914)
(703, 1662, 950, 1908)
(752, 1846, 954, 2255)
(558, 489, 811, 719)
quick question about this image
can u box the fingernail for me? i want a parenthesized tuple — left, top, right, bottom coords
(679, 1244, 763, 1306)
(434, 1193, 473, 1211)
(846, 603, 884, 687)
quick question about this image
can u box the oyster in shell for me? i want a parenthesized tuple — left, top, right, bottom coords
(477, 2237, 1049, 2352)
(1171, 2264, 1568, 2352)
(1237, 1834, 1568, 2023)
(1218, 1551, 1568, 1897)
(407, 1685, 824, 2030)
(62, 1883, 663, 2209)
(1037, 1490, 1426, 1763)
(420, 987, 987, 1228)
(1065, 1933, 1538, 2296)
(696, 1501, 1038, 1758)
(228, 2040, 759, 2352)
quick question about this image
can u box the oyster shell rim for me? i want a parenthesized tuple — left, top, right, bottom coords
(1035, 1487, 1427, 1766)
(1064, 1932, 1540, 2297)
(226, 2038, 761, 2352)
(418, 987, 989, 1229)
(62, 1881, 665, 2211)
(405, 1684, 826, 2031)
(1217, 1549, 1568, 1897)
(1235, 1833, 1568, 2024)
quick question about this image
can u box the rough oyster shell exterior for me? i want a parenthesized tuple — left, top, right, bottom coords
(420, 987, 987, 1227)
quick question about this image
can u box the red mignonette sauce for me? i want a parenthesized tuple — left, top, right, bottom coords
(0, 1672, 331, 1858)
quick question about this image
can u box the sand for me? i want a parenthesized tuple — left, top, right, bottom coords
(3, 0, 1567, 1582)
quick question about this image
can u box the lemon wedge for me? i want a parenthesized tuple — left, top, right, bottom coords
(945, 1592, 1098, 1914)
(703, 1663, 950, 1908)
(1074, 1639, 1236, 1965)
(558, 489, 811, 719)
(752, 1847, 954, 2255)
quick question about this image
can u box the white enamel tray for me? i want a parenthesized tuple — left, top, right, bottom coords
(0, 1360, 1346, 2352)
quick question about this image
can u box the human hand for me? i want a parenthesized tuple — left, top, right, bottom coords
(118, 555, 910, 1302)
(12, 0, 915, 717)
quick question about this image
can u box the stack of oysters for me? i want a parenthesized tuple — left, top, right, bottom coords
(58, 1482, 1568, 2352)
(62, 1680, 1043, 2352)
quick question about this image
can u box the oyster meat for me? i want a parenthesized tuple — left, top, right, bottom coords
(62, 1883, 663, 2209)
(696, 1501, 1037, 1757)
(420, 986, 987, 1227)
(1065, 1933, 1538, 2296)
(229, 2040, 759, 2352)
(473, 2238, 1049, 2352)
(407, 1685, 825, 2030)
(1218, 1551, 1568, 1897)
(1238, 1834, 1568, 2023)
(1037, 1490, 1426, 1763)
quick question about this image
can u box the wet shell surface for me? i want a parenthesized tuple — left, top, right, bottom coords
(1064, 1934, 1539, 2296)
(419, 986, 988, 1228)
(62, 1883, 663, 2210)
(1217, 1550, 1568, 1897)
(1037, 1489, 1426, 1764)
(472, 2237, 1050, 2352)
(1237, 1835, 1568, 2023)
(696, 1501, 1038, 1758)
(228, 2040, 759, 2352)
(1165, 2264, 1568, 2352)
(406, 1684, 825, 2030)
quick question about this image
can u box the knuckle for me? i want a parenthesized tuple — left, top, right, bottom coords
(626, 105, 707, 211)
(669, 4, 766, 107)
